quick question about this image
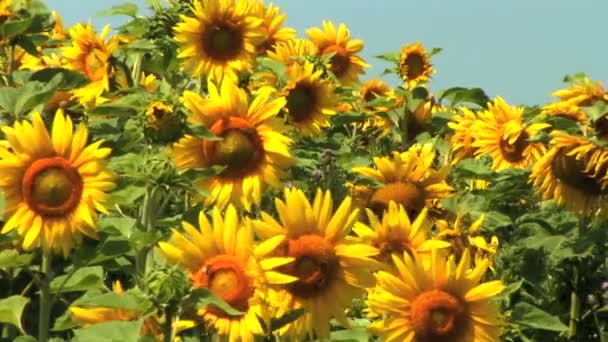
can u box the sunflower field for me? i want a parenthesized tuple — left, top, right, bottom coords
(0, 0, 607, 341)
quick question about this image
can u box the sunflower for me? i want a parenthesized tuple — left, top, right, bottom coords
(448, 107, 478, 164)
(282, 61, 336, 135)
(541, 100, 587, 123)
(352, 144, 454, 218)
(306, 21, 368, 85)
(159, 205, 296, 342)
(353, 202, 450, 265)
(145, 101, 180, 142)
(171, 80, 292, 211)
(399, 42, 434, 88)
(471, 97, 550, 171)
(0, 110, 114, 256)
(367, 249, 504, 341)
(62, 23, 119, 106)
(358, 78, 403, 137)
(252, 188, 380, 339)
(252, 1, 295, 55)
(174, 0, 263, 81)
(551, 76, 608, 107)
(50, 11, 68, 41)
(70, 281, 163, 340)
(530, 131, 608, 216)
(0, 0, 12, 22)
(268, 39, 318, 68)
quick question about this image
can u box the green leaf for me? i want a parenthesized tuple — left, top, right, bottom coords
(72, 291, 152, 312)
(97, 2, 139, 18)
(179, 166, 225, 182)
(111, 185, 147, 206)
(13, 336, 37, 342)
(190, 124, 222, 140)
(0, 17, 33, 38)
(374, 51, 399, 63)
(511, 302, 568, 332)
(72, 320, 143, 342)
(30, 68, 89, 89)
(270, 308, 305, 332)
(438, 87, 490, 108)
(325, 327, 370, 341)
(332, 112, 366, 126)
(0, 87, 20, 113)
(50, 266, 104, 293)
(98, 216, 137, 236)
(0, 295, 29, 333)
(187, 288, 243, 317)
(13, 74, 64, 116)
(0, 249, 33, 268)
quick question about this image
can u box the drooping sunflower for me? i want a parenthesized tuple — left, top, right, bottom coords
(352, 144, 454, 218)
(174, 0, 263, 81)
(399, 41, 434, 88)
(530, 131, 608, 216)
(367, 249, 504, 341)
(551, 76, 608, 107)
(159, 205, 296, 342)
(70, 281, 163, 339)
(171, 80, 292, 211)
(353, 202, 450, 265)
(306, 21, 368, 85)
(471, 97, 550, 171)
(252, 1, 295, 55)
(62, 23, 119, 106)
(448, 107, 478, 164)
(282, 61, 336, 135)
(252, 188, 380, 339)
(0, 110, 114, 256)
(541, 100, 587, 123)
(268, 38, 318, 68)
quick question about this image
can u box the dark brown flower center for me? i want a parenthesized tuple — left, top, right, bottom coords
(594, 115, 608, 141)
(410, 290, 467, 341)
(498, 131, 529, 163)
(404, 54, 425, 80)
(202, 24, 243, 61)
(551, 151, 606, 196)
(369, 182, 426, 219)
(322, 45, 350, 78)
(286, 83, 318, 123)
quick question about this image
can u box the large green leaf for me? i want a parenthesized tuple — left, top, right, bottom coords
(0, 249, 33, 268)
(97, 2, 139, 18)
(72, 320, 143, 342)
(511, 302, 568, 332)
(187, 288, 243, 317)
(50, 266, 104, 293)
(0, 295, 29, 333)
(72, 290, 152, 312)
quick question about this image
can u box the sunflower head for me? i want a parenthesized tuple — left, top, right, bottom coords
(174, 0, 263, 81)
(0, 110, 114, 256)
(283, 61, 337, 135)
(399, 42, 434, 88)
(448, 107, 478, 164)
(172, 79, 292, 211)
(306, 21, 368, 85)
(541, 101, 587, 123)
(145, 101, 181, 142)
(367, 249, 504, 341)
(552, 76, 608, 107)
(159, 205, 296, 341)
(268, 38, 318, 68)
(252, 1, 295, 55)
(63, 23, 117, 82)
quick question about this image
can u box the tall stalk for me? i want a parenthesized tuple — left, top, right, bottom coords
(38, 252, 52, 342)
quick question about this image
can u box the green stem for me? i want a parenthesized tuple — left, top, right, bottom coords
(131, 53, 143, 86)
(568, 264, 580, 339)
(38, 252, 52, 342)
(163, 307, 175, 342)
(593, 309, 607, 342)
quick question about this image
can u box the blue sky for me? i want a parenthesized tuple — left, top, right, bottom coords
(46, 0, 606, 105)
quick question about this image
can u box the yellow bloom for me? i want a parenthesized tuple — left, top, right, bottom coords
(0, 110, 114, 256)
(541, 100, 587, 123)
(252, 1, 295, 55)
(552, 76, 608, 107)
(471, 97, 550, 171)
(448, 107, 478, 164)
(171, 80, 292, 211)
(367, 249, 504, 341)
(173, 0, 263, 81)
(268, 38, 318, 68)
(399, 41, 435, 88)
(159, 206, 296, 342)
(50, 11, 68, 41)
(530, 131, 608, 216)
(145, 101, 180, 142)
(358, 78, 402, 137)
(0, 0, 12, 22)
(353, 202, 450, 264)
(62, 23, 119, 106)
(282, 61, 336, 135)
(352, 144, 453, 218)
(306, 21, 368, 85)
(252, 188, 380, 339)
(70, 282, 162, 340)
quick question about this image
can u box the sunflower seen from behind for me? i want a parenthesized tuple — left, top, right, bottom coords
(471, 97, 549, 171)
(367, 249, 504, 341)
(352, 144, 453, 219)
(530, 131, 608, 216)
(174, 0, 263, 81)
(252, 188, 380, 339)
(399, 41, 434, 88)
(306, 21, 368, 85)
(282, 61, 337, 135)
(159, 205, 296, 342)
(353, 202, 450, 265)
(0, 110, 114, 256)
(171, 80, 292, 211)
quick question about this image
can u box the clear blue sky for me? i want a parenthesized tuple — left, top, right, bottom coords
(46, 0, 606, 105)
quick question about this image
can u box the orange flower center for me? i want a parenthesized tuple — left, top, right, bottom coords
(369, 182, 425, 218)
(191, 254, 253, 314)
(498, 130, 529, 163)
(551, 150, 606, 196)
(22, 157, 83, 217)
(410, 289, 466, 341)
(322, 45, 350, 78)
(83, 48, 107, 81)
(286, 82, 318, 123)
(202, 23, 243, 62)
(282, 234, 339, 299)
(204, 117, 264, 179)
(403, 53, 425, 80)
